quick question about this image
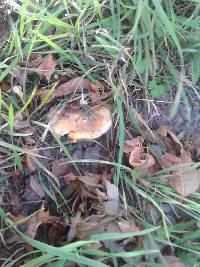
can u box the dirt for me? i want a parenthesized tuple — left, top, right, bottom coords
(134, 86, 200, 139)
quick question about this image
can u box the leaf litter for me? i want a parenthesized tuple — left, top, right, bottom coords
(1, 48, 200, 266)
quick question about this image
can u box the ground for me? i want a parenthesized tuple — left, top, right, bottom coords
(1, 1, 200, 267)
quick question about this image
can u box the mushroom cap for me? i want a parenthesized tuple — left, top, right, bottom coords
(49, 105, 112, 140)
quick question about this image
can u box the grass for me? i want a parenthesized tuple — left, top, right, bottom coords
(1, 0, 200, 266)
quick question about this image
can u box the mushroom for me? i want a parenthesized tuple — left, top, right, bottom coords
(48, 105, 112, 141)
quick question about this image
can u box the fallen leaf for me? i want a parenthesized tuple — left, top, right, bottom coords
(30, 175, 45, 198)
(0, 17, 10, 41)
(163, 256, 186, 267)
(55, 77, 90, 97)
(88, 81, 111, 103)
(78, 172, 103, 186)
(0, 79, 9, 92)
(37, 56, 56, 82)
(104, 181, 119, 215)
(41, 77, 90, 103)
(67, 211, 81, 242)
(48, 104, 112, 140)
(26, 206, 58, 239)
(129, 147, 156, 176)
(24, 147, 40, 172)
(12, 85, 23, 101)
(169, 168, 200, 197)
(105, 180, 119, 200)
(14, 113, 30, 130)
(156, 124, 183, 154)
(124, 137, 144, 154)
(51, 158, 71, 177)
(118, 220, 139, 233)
(160, 151, 200, 197)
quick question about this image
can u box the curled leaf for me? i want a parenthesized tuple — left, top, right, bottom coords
(129, 147, 155, 176)
(160, 151, 200, 197)
(37, 56, 56, 82)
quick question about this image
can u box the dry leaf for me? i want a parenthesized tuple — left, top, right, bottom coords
(55, 77, 90, 97)
(88, 81, 111, 103)
(118, 220, 139, 232)
(105, 180, 119, 200)
(104, 181, 119, 215)
(30, 175, 45, 198)
(12, 85, 23, 101)
(156, 124, 183, 154)
(13, 113, 30, 130)
(124, 137, 143, 154)
(160, 151, 200, 197)
(51, 158, 71, 177)
(163, 256, 186, 267)
(129, 147, 156, 176)
(169, 168, 200, 197)
(41, 77, 90, 103)
(24, 147, 40, 172)
(76, 214, 109, 240)
(78, 172, 103, 186)
(48, 104, 112, 140)
(26, 207, 57, 239)
(37, 56, 56, 82)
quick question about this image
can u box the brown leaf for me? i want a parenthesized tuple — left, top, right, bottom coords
(51, 158, 71, 177)
(129, 147, 156, 176)
(0, 79, 9, 92)
(24, 147, 40, 172)
(77, 172, 103, 186)
(118, 220, 139, 233)
(169, 168, 200, 197)
(156, 124, 183, 154)
(124, 137, 143, 154)
(163, 256, 186, 267)
(88, 81, 111, 103)
(160, 151, 200, 197)
(14, 113, 30, 130)
(26, 206, 57, 239)
(55, 77, 90, 97)
(37, 56, 56, 82)
(76, 214, 111, 240)
(41, 77, 90, 103)
(104, 181, 119, 215)
(30, 175, 45, 198)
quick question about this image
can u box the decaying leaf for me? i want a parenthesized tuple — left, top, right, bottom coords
(118, 219, 139, 233)
(129, 147, 156, 177)
(163, 256, 186, 267)
(37, 56, 56, 82)
(26, 207, 58, 239)
(30, 175, 45, 198)
(76, 214, 113, 240)
(55, 77, 90, 97)
(41, 77, 90, 103)
(51, 158, 71, 177)
(156, 124, 183, 154)
(104, 180, 119, 215)
(14, 113, 30, 130)
(12, 85, 23, 101)
(124, 137, 144, 154)
(88, 81, 111, 103)
(160, 151, 200, 197)
(48, 104, 112, 140)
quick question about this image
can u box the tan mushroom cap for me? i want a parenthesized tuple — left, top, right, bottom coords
(50, 105, 112, 140)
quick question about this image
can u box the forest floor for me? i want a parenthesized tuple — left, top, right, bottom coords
(1, 1, 200, 267)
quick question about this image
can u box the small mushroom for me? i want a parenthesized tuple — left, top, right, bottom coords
(48, 105, 112, 140)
